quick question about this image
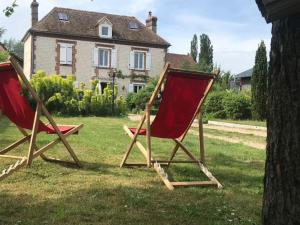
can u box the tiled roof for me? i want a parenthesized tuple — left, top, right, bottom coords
(235, 68, 253, 78)
(166, 53, 196, 69)
(25, 7, 170, 48)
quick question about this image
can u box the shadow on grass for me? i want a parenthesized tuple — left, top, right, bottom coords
(0, 183, 260, 225)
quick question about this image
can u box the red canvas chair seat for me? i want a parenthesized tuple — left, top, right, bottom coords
(0, 63, 77, 135)
(129, 72, 210, 139)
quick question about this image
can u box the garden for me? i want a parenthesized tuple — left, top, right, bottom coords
(0, 66, 268, 225)
(0, 115, 265, 225)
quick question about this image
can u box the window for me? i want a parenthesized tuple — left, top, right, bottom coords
(59, 43, 73, 65)
(134, 52, 145, 70)
(93, 47, 117, 68)
(99, 24, 112, 38)
(133, 84, 144, 93)
(129, 50, 151, 71)
(129, 83, 145, 93)
(128, 21, 139, 30)
(58, 13, 68, 21)
(101, 26, 109, 36)
(98, 49, 110, 68)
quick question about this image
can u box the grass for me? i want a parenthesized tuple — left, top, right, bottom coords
(203, 128, 266, 144)
(0, 115, 265, 225)
(211, 119, 266, 127)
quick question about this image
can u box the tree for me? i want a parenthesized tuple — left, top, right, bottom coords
(3, 39, 24, 59)
(190, 34, 198, 62)
(255, 1, 300, 225)
(3, 0, 18, 17)
(198, 34, 213, 72)
(251, 41, 267, 120)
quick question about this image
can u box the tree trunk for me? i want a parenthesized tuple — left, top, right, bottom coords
(263, 15, 300, 225)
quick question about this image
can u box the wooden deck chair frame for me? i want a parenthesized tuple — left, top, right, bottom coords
(0, 56, 83, 181)
(120, 63, 222, 190)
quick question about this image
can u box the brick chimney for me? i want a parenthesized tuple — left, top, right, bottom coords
(146, 11, 157, 33)
(31, 0, 39, 26)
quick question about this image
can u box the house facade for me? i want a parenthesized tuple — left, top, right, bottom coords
(233, 67, 253, 90)
(23, 1, 170, 96)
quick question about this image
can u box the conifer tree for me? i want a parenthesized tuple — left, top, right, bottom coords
(251, 41, 267, 120)
(190, 34, 198, 62)
(198, 34, 213, 72)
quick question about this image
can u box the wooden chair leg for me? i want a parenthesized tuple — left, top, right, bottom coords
(165, 143, 180, 169)
(27, 103, 41, 166)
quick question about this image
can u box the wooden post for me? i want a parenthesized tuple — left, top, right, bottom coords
(198, 112, 205, 163)
(146, 104, 151, 167)
(27, 103, 41, 166)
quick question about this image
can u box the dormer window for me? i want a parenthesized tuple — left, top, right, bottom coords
(128, 21, 139, 30)
(58, 12, 68, 21)
(97, 17, 112, 38)
(101, 26, 109, 36)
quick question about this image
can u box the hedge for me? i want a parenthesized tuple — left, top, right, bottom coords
(203, 90, 251, 120)
(23, 70, 127, 116)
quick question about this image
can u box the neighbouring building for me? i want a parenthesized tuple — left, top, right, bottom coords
(22, 1, 170, 96)
(165, 53, 196, 69)
(234, 67, 253, 90)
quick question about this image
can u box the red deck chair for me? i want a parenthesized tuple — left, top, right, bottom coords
(0, 56, 83, 181)
(120, 63, 222, 190)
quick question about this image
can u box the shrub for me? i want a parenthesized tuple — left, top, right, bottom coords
(204, 91, 227, 118)
(222, 92, 251, 119)
(126, 78, 159, 113)
(23, 70, 127, 116)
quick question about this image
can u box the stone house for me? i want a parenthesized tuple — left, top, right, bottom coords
(22, 1, 170, 96)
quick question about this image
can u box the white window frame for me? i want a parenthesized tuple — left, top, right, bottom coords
(93, 47, 117, 69)
(129, 50, 151, 71)
(98, 48, 111, 68)
(130, 83, 145, 93)
(99, 24, 112, 38)
(134, 51, 145, 70)
(59, 43, 73, 65)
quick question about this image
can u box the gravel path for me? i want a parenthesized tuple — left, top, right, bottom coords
(128, 114, 266, 150)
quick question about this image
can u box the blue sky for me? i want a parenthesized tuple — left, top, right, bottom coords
(0, 0, 271, 74)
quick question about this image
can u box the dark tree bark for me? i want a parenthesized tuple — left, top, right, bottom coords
(263, 15, 300, 225)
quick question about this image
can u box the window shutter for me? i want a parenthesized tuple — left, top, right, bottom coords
(60, 44, 67, 64)
(111, 49, 117, 68)
(129, 51, 135, 69)
(93, 48, 99, 67)
(66, 46, 73, 64)
(146, 52, 151, 70)
(128, 83, 134, 93)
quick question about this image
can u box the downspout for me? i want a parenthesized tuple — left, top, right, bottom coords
(30, 34, 34, 77)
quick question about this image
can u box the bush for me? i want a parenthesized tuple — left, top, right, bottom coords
(204, 91, 227, 118)
(126, 78, 159, 113)
(222, 92, 251, 119)
(203, 90, 252, 120)
(23, 71, 127, 116)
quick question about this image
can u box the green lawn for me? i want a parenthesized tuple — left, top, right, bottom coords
(211, 119, 266, 127)
(0, 116, 265, 225)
